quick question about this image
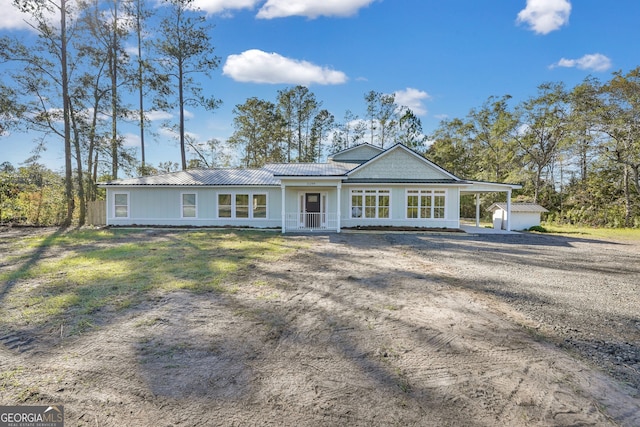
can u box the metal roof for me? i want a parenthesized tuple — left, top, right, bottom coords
(487, 203, 549, 213)
(101, 168, 279, 186)
(344, 178, 467, 184)
(264, 162, 356, 176)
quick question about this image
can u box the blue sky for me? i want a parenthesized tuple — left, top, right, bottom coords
(2, 0, 640, 173)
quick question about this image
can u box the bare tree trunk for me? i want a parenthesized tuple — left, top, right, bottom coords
(136, 0, 146, 173)
(60, 0, 74, 226)
(179, 57, 187, 170)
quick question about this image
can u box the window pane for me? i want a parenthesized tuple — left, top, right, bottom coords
(407, 207, 418, 218)
(378, 195, 389, 218)
(183, 206, 196, 218)
(236, 194, 249, 218)
(407, 195, 418, 208)
(115, 206, 128, 217)
(115, 194, 128, 206)
(253, 194, 267, 218)
(183, 193, 196, 206)
(236, 194, 249, 205)
(434, 195, 445, 218)
(351, 192, 363, 218)
(218, 194, 231, 218)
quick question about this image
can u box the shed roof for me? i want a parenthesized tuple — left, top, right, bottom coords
(487, 203, 549, 213)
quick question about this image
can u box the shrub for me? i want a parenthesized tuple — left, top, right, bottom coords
(528, 225, 547, 233)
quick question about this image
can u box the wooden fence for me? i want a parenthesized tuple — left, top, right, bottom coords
(87, 200, 106, 226)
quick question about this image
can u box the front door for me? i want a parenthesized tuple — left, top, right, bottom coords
(305, 193, 321, 228)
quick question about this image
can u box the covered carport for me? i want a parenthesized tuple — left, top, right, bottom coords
(460, 181, 523, 232)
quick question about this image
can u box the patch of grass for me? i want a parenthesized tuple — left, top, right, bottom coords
(0, 228, 299, 335)
(541, 223, 640, 242)
(0, 366, 25, 390)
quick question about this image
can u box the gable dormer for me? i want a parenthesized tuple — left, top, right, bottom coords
(347, 143, 462, 182)
(328, 143, 384, 164)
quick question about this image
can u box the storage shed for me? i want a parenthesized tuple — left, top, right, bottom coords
(487, 203, 548, 231)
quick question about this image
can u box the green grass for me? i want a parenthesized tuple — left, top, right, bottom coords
(541, 223, 640, 242)
(0, 228, 301, 335)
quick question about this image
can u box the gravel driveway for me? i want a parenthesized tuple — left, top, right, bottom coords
(387, 231, 640, 391)
(1, 228, 639, 426)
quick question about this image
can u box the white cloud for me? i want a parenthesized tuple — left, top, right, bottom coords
(146, 110, 174, 121)
(550, 53, 612, 72)
(257, 0, 376, 19)
(223, 49, 347, 85)
(394, 88, 431, 116)
(159, 126, 200, 142)
(191, 0, 261, 15)
(123, 133, 141, 148)
(517, 0, 571, 35)
(0, 0, 51, 31)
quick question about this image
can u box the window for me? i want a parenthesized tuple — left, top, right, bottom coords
(114, 193, 129, 218)
(434, 191, 446, 218)
(406, 190, 446, 219)
(181, 193, 196, 218)
(236, 194, 249, 218)
(218, 192, 267, 219)
(218, 194, 232, 218)
(253, 194, 267, 218)
(350, 189, 390, 219)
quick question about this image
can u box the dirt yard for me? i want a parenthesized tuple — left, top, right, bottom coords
(1, 228, 639, 426)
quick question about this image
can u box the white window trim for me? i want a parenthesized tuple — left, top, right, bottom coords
(349, 188, 391, 219)
(405, 189, 447, 220)
(113, 191, 130, 219)
(181, 192, 197, 219)
(216, 191, 268, 219)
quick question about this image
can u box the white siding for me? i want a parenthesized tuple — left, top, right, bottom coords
(331, 145, 383, 162)
(339, 185, 461, 229)
(349, 148, 451, 180)
(492, 209, 542, 231)
(106, 187, 281, 227)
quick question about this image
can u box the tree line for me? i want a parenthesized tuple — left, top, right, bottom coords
(0, 2, 638, 227)
(0, 0, 429, 226)
(228, 87, 426, 167)
(1, 0, 219, 226)
(427, 69, 640, 228)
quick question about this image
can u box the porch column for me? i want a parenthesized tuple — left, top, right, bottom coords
(281, 184, 286, 234)
(336, 182, 342, 233)
(506, 189, 512, 231)
(475, 193, 480, 227)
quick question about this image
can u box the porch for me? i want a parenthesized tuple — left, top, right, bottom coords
(280, 180, 343, 234)
(283, 212, 339, 232)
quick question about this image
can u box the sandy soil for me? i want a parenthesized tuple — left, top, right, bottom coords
(1, 228, 639, 426)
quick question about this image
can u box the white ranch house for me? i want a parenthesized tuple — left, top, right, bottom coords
(100, 143, 521, 232)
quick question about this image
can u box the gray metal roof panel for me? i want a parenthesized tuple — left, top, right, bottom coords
(344, 178, 467, 184)
(264, 162, 356, 176)
(101, 168, 279, 186)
